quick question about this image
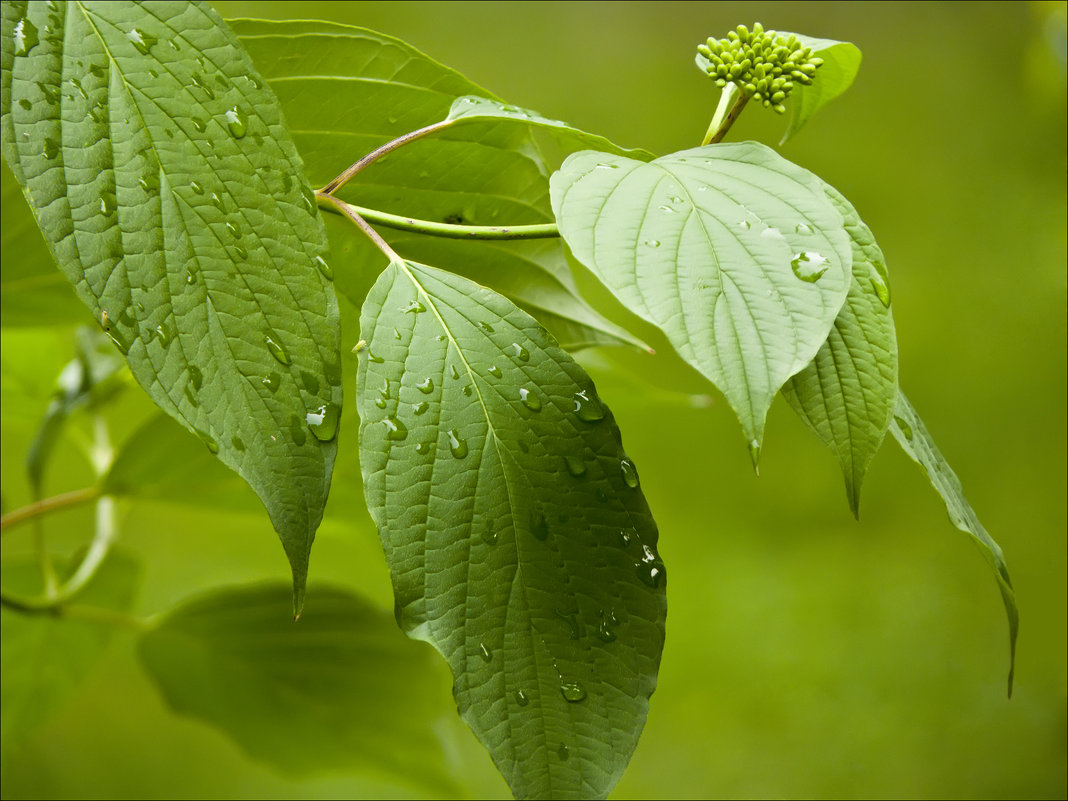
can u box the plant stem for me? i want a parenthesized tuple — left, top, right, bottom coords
(0, 591, 150, 630)
(318, 193, 403, 263)
(317, 195, 559, 241)
(0, 486, 102, 533)
(703, 84, 750, 146)
(320, 119, 456, 196)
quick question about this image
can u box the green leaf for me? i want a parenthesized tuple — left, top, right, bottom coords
(551, 142, 853, 453)
(780, 34, 862, 144)
(1, 1, 341, 608)
(358, 261, 666, 800)
(138, 583, 457, 791)
(890, 392, 1018, 696)
(1, 550, 139, 753)
(231, 17, 643, 351)
(781, 184, 897, 515)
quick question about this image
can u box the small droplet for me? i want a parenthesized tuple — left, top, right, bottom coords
(14, 18, 40, 56)
(245, 73, 263, 90)
(210, 192, 225, 211)
(478, 643, 492, 663)
(461, 384, 472, 397)
(518, 387, 541, 412)
(393, 328, 402, 340)
(18, 98, 31, 110)
(314, 256, 333, 280)
(790, 251, 829, 283)
(364, 346, 385, 364)
(761, 226, 785, 240)
(447, 429, 468, 459)
(637, 544, 665, 588)
(412, 401, 429, 415)
(481, 527, 498, 545)
(564, 454, 587, 477)
(594, 162, 619, 170)
(99, 191, 117, 216)
(264, 334, 290, 365)
(507, 343, 529, 362)
(870, 272, 892, 308)
(560, 682, 587, 703)
(477, 321, 495, 333)
(290, 414, 307, 446)
(401, 300, 426, 314)
(300, 371, 320, 394)
(416, 377, 434, 395)
(597, 619, 617, 643)
(189, 72, 215, 99)
(190, 116, 206, 133)
(261, 371, 281, 392)
(125, 27, 157, 55)
(196, 429, 219, 454)
(573, 390, 605, 422)
(231, 435, 246, 451)
(748, 439, 761, 473)
(188, 365, 204, 390)
(225, 221, 240, 239)
(36, 81, 60, 104)
(300, 184, 316, 214)
(183, 384, 200, 407)
(514, 689, 530, 706)
(620, 458, 639, 488)
(42, 137, 59, 160)
(375, 397, 387, 409)
(306, 402, 340, 441)
(556, 744, 570, 761)
(644, 239, 661, 248)
(554, 608, 581, 639)
(449, 364, 460, 380)
(894, 415, 913, 441)
(415, 442, 430, 454)
(224, 106, 247, 139)
(138, 172, 159, 192)
(487, 365, 502, 379)
(530, 511, 548, 541)
(618, 528, 634, 547)
(383, 416, 408, 441)
(795, 222, 814, 234)
(190, 180, 205, 195)
(153, 324, 171, 346)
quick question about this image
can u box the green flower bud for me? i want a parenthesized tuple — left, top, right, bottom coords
(771, 91, 786, 102)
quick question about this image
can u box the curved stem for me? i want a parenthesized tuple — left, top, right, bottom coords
(0, 591, 149, 630)
(703, 84, 750, 146)
(1, 486, 102, 533)
(317, 195, 559, 241)
(320, 119, 456, 196)
(318, 193, 402, 262)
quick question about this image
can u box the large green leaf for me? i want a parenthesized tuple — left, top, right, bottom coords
(1, 550, 139, 754)
(890, 391, 1018, 695)
(138, 583, 457, 791)
(781, 184, 897, 514)
(358, 261, 666, 800)
(230, 17, 642, 351)
(1, 1, 340, 607)
(551, 142, 853, 454)
(779, 33, 862, 144)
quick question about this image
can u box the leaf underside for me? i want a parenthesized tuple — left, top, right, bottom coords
(358, 261, 666, 800)
(780, 33, 862, 144)
(1, 1, 341, 607)
(551, 142, 853, 452)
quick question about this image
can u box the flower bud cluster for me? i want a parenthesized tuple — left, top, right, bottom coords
(697, 23, 824, 114)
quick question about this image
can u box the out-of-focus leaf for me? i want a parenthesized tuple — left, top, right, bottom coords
(780, 33, 862, 144)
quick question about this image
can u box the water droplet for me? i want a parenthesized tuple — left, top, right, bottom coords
(476, 321, 494, 333)
(637, 544, 664, 588)
(478, 643, 492, 663)
(573, 390, 605, 422)
(447, 429, 468, 458)
(594, 162, 619, 170)
(644, 239, 661, 248)
(246, 73, 263, 90)
(748, 439, 761, 472)
(300, 371, 320, 395)
(402, 300, 426, 314)
(556, 744, 570, 761)
(392, 329, 402, 341)
(795, 222, 814, 234)
(518, 387, 541, 412)
(659, 204, 676, 214)
(597, 618, 617, 643)
(188, 365, 204, 390)
(42, 137, 59, 160)
(17, 98, 31, 110)
(870, 271, 891, 307)
(290, 414, 307, 446)
(620, 458, 639, 488)
(264, 334, 290, 365)
(481, 527, 498, 545)
(790, 251, 828, 283)
(669, 195, 683, 204)
(314, 256, 333, 280)
(461, 384, 472, 397)
(36, 81, 60, 104)
(514, 689, 530, 706)
(383, 416, 408, 441)
(415, 442, 430, 454)
(507, 342, 529, 362)
(530, 510, 548, 541)
(554, 608, 582, 639)
(378, 378, 390, 400)
(231, 435, 245, 451)
(190, 180, 205, 195)
(487, 365, 502, 379)
(560, 682, 587, 703)
(224, 106, 246, 139)
(126, 27, 157, 55)
(618, 528, 634, 546)
(196, 429, 219, 454)
(363, 346, 385, 364)
(564, 454, 587, 477)
(306, 402, 340, 441)
(894, 415, 913, 441)
(183, 384, 199, 407)
(261, 371, 281, 392)
(99, 191, 117, 216)
(412, 401, 429, 415)
(69, 77, 87, 99)
(153, 324, 171, 346)
(210, 192, 225, 211)
(761, 226, 785, 240)
(300, 184, 316, 214)
(138, 172, 159, 192)
(375, 397, 387, 409)
(190, 116, 206, 133)
(14, 18, 39, 56)
(225, 221, 240, 239)
(449, 364, 460, 380)
(190, 72, 215, 99)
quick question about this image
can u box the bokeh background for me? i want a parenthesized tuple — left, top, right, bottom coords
(1, 2, 1064, 798)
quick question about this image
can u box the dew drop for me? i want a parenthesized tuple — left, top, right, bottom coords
(447, 429, 468, 458)
(594, 162, 619, 170)
(98, 191, 117, 217)
(564, 454, 587, 477)
(261, 371, 281, 392)
(659, 204, 676, 214)
(761, 226, 785, 240)
(14, 18, 39, 56)
(870, 271, 891, 308)
(481, 527, 498, 545)
(190, 72, 215, 99)
(518, 387, 542, 412)
(476, 321, 494, 333)
(225, 221, 240, 239)
(264, 334, 290, 365)
(449, 364, 460, 380)
(188, 365, 204, 390)
(618, 528, 634, 547)
(597, 619, 617, 643)
(300, 184, 316, 213)
(245, 73, 263, 90)
(383, 416, 408, 441)
(224, 106, 246, 139)
(478, 643, 492, 663)
(748, 439, 761, 472)
(557, 744, 571, 761)
(795, 222, 814, 234)
(153, 324, 171, 346)
(300, 370, 320, 394)
(416, 377, 435, 395)
(573, 390, 605, 422)
(364, 346, 385, 364)
(644, 239, 661, 248)
(210, 192, 225, 211)
(514, 689, 530, 706)
(231, 435, 245, 451)
(183, 384, 199, 407)
(487, 365, 502, 379)
(190, 180, 205, 195)
(637, 544, 665, 588)
(415, 442, 430, 454)
(290, 414, 307, 446)
(306, 402, 340, 441)
(529, 510, 548, 541)
(790, 251, 828, 283)
(560, 682, 587, 703)
(314, 256, 333, 280)
(42, 137, 59, 160)
(393, 328, 402, 340)
(138, 172, 159, 192)
(507, 342, 530, 362)
(554, 608, 581, 639)
(125, 27, 157, 55)
(412, 401, 429, 415)
(461, 384, 472, 397)
(18, 98, 31, 110)
(195, 429, 219, 454)
(102, 318, 130, 353)
(190, 116, 206, 133)
(620, 458, 639, 488)
(36, 81, 60, 104)
(402, 300, 426, 314)
(894, 415, 913, 441)
(375, 397, 387, 409)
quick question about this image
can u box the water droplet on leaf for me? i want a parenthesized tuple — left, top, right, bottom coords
(518, 387, 541, 412)
(564, 454, 587, 477)
(478, 643, 492, 663)
(264, 334, 290, 365)
(507, 342, 529, 362)
(306, 402, 340, 441)
(383, 416, 408, 441)
(224, 106, 246, 139)
(573, 390, 605, 422)
(14, 18, 39, 56)
(447, 429, 468, 458)
(560, 682, 587, 702)
(314, 256, 333, 280)
(790, 251, 828, 283)
(261, 372, 280, 392)
(415, 377, 434, 395)
(515, 690, 529, 706)
(620, 458, 639, 488)
(412, 401, 429, 415)
(487, 365, 502, 379)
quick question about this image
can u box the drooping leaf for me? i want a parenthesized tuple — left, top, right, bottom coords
(138, 583, 457, 791)
(1, 1, 341, 608)
(1, 550, 139, 753)
(890, 391, 1018, 696)
(781, 184, 897, 514)
(779, 34, 862, 144)
(551, 143, 853, 454)
(358, 261, 666, 800)
(230, 17, 643, 351)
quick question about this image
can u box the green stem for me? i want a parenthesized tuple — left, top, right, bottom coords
(320, 119, 456, 196)
(0, 486, 102, 533)
(703, 83, 750, 146)
(317, 195, 559, 241)
(318, 193, 403, 262)
(0, 592, 150, 630)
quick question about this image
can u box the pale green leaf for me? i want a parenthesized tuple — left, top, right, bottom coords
(890, 391, 1018, 696)
(138, 583, 457, 791)
(551, 143, 853, 452)
(1, 1, 341, 607)
(781, 184, 897, 515)
(780, 34, 862, 144)
(358, 261, 666, 800)
(230, 18, 643, 351)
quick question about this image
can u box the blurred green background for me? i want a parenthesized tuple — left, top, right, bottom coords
(1, 1, 1064, 798)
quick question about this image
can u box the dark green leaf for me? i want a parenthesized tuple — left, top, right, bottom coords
(551, 143, 853, 453)
(138, 583, 457, 791)
(780, 34, 862, 144)
(890, 391, 1018, 695)
(358, 261, 665, 800)
(1, 1, 341, 607)
(781, 184, 897, 514)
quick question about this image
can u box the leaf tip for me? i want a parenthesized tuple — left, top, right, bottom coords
(748, 439, 761, 476)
